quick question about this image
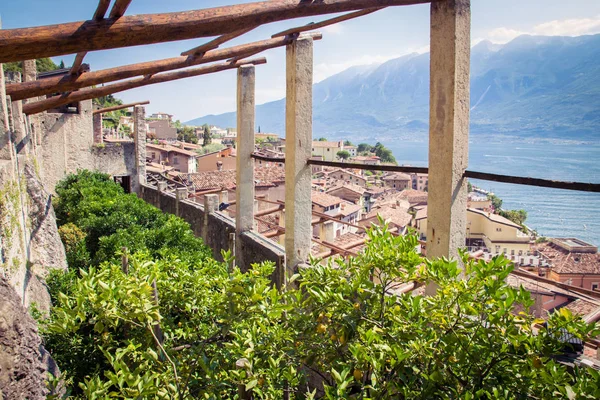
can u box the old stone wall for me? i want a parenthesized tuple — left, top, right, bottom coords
(140, 184, 286, 275)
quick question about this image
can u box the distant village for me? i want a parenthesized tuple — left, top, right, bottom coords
(103, 111, 600, 323)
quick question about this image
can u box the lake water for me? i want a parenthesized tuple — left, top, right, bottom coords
(380, 134, 600, 246)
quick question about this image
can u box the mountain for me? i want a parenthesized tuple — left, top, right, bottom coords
(185, 34, 600, 140)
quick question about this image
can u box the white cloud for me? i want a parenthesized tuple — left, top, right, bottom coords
(485, 15, 600, 44)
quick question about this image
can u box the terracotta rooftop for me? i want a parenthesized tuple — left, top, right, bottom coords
(255, 165, 285, 187)
(333, 232, 366, 252)
(147, 143, 198, 157)
(414, 205, 428, 221)
(351, 155, 380, 161)
(312, 191, 343, 208)
(326, 183, 366, 195)
(339, 202, 363, 217)
(534, 242, 600, 275)
(187, 170, 236, 191)
(468, 208, 521, 229)
(363, 204, 413, 228)
(397, 189, 428, 205)
(382, 172, 412, 181)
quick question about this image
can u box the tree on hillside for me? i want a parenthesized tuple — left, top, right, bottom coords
(4, 58, 60, 74)
(337, 150, 350, 161)
(318, 137, 328, 141)
(488, 194, 503, 211)
(344, 140, 353, 146)
(357, 143, 372, 153)
(177, 126, 198, 144)
(500, 209, 528, 226)
(203, 125, 212, 146)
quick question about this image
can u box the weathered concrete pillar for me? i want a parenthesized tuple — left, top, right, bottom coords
(175, 187, 187, 216)
(219, 190, 229, 216)
(235, 65, 256, 269)
(284, 37, 313, 278)
(203, 194, 219, 242)
(132, 105, 147, 194)
(22, 60, 39, 151)
(5, 72, 28, 156)
(93, 113, 103, 144)
(426, 0, 470, 261)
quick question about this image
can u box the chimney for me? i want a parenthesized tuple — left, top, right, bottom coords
(217, 161, 223, 171)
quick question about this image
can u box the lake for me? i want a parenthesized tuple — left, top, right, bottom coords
(380, 134, 600, 246)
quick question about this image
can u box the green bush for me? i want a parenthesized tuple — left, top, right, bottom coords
(43, 225, 600, 398)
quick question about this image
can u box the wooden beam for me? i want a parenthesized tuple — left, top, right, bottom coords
(70, 1, 113, 76)
(182, 26, 257, 56)
(109, 0, 134, 19)
(6, 33, 322, 101)
(93, 0, 112, 20)
(23, 57, 267, 115)
(93, 100, 150, 115)
(272, 6, 385, 38)
(0, 0, 429, 63)
(70, 52, 88, 75)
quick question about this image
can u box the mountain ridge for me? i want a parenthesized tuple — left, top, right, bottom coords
(185, 34, 600, 140)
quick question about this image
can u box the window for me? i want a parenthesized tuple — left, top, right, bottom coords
(173, 156, 179, 165)
(151, 152, 156, 158)
(511, 249, 515, 255)
(327, 148, 330, 151)
(592, 283, 599, 291)
(496, 228, 502, 232)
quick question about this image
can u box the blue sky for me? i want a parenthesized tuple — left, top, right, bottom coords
(2, 0, 600, 121)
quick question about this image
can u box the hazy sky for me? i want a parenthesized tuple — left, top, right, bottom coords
(2, 1, 600, 121)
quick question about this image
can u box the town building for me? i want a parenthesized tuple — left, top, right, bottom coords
(148, 119, 177, 141)
(351, 155, 381, 166)
(317, 168, 367, 187)
(148, 112, 173, 121)
(411, 173, 428, 192)
(147, 142, 198, 173)
(311, 140, 354, 162)
(382, 172, 412, 190)
(196, 146, 236, 172)
(209, 125, 227, 137)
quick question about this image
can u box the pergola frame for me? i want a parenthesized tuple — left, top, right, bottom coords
(1, 0, 471, 285)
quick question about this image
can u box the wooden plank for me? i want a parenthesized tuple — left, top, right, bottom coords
(272, 6, 384, 38)
(0, 0, 430, 63)
(182, 26, 257, 56)
(93, 100, 150, 115)
(22, 57, 267, 115)
(109, 0, 134, 19)
(93, 0, 112, 20)
(6, 33, 322, 101)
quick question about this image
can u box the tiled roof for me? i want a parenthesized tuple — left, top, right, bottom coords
(312, 191, 343, 208)
(363, 204, 412, 228)
(382, 172, 412, 181)
(326, 183, 366, 196)
(414, 205, 428, 221)
(468, 208, 521, 229)
(397, 189, 428, 205)
(188, 170, 236, 191)
(339, 202, 362, 217)
(147, 143, 198, 157)
(534, 242, 600, 275)
(563, 299, 600, 319)
(312, 141, 343, 148)
(255, 165, 285, 186)
(333, 232, 366, 252)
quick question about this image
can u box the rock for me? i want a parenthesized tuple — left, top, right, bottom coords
(0, 277, 61, 399)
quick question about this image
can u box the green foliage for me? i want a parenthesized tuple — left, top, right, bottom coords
(337, 150, 351, 161)
(3, 58, 60, 74)
(177, 126, 198, 144)
(44, 204, 600, 398)
(318, 137, 328, 141)
(357, 143, 372, 153)
(488, 194, 503, 211)
(344, 140, 354, 146)
(197, 143, 226, 155)
(203, 125, 212, 146)
(58, 223, 91, 271)
(467, 181, 473, 193)
(499, 209, 528, 226)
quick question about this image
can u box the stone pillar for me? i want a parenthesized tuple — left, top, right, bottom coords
(203, 194, 219, 242)
(0, 58, 12, 161)
(175, 187, 187, 216)
(426, 0, 470, 261)
(22, 60, 39, 152)
(132, 105, 147, 194)
(5, 72, 28, 156)
(284, 37, 313, 279)
(235, 65, 256, 270)
(93, 113, 103, 144)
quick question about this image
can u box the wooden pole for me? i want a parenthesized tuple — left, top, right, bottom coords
(109, 0, 134, 19)
(22, 57, 267, 115)
(0, 0, 429, 63)
(182, 26, 257, 56)
(93, 100, 149, 115)
(70, 0, 114, 76)
(271, 6, 385, 37)
(6, 33, 322, 101)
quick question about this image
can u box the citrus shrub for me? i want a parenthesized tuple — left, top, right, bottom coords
(44, 172, 600, 398)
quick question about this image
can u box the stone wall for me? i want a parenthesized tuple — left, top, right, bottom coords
(140, 184, 286, 280)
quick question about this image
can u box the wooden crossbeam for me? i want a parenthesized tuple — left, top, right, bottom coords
(22, 57, 266, 115)
(93, 100, 150, 115)
(70, 0, 114, 76)
(6, 32, 322, 101)
(182, 26, 257, 56)
(272, 6, 385, 38)
(93, 0, 112, 20)
(109, 0, 134, 19)
(0, 0, 429, 63)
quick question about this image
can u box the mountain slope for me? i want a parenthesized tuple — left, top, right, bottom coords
(186, 34, 600, 139)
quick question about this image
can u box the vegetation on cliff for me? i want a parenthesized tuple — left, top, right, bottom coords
(43, 171, 599, 398)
